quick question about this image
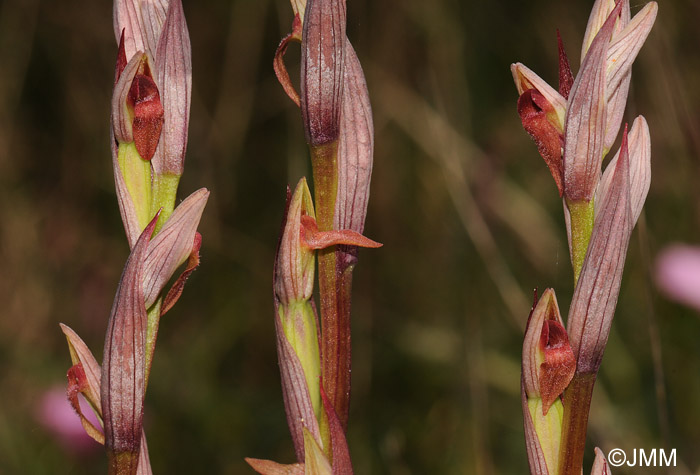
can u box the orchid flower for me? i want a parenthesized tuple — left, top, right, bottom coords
(246, 179, 378, 474)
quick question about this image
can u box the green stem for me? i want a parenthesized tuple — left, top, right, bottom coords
(566, 199, 595, 285)
(117, 143, 153, 231)
(557, 372, 597, 475)
(319, 409, 331, 463)
(144, 298, 163, 388)
(150, 172, 181, 232)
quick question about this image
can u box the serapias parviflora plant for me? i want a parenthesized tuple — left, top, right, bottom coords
(511, 0, 656, 474)
(246, 0, 380, 472)
(59, 1, 208, 473)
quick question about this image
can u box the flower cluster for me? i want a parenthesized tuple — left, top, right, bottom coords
(60, 2, 207, 473)
(512, 0, 656, 473)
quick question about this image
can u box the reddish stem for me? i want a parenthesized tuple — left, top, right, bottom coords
(333, 247, 357, 430)
(310, 142, 351, 430)
(558, 371, 597, 475)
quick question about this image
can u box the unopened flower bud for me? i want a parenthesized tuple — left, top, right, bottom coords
(603, 1, 656, 152)
(300, 0, 347, 146)
(276, 179, 317, 306)
(335, 42, 374, 234)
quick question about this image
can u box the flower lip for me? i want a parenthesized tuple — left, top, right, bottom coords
(517, 88, 565, 196)
(538, 319, 576, 414)
(127, 64, 164, 161)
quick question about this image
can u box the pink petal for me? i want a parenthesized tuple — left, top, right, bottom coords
(38, 387, 101, 454)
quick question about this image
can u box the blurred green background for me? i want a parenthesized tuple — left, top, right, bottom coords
(1, 0, 699, 473)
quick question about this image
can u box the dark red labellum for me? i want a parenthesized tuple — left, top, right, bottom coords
(127, 63, 164, 161)
(538, 319, 576, 415)
(517, 89, 564, 195)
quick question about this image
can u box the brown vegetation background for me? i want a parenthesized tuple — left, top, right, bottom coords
(1, 0, 699, 473)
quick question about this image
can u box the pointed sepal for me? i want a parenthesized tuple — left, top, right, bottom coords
(335, 42, 374, 234)
(321, 386, 353, 475)
(152, 0, 192, 177)
(101, 213, 159, 471)
(245, 458, 305, 475)
(596, 117, 651, 225)
(303, 429, 332, 475)
(563, 1, 621, 201)
(142, 188, 209, 308)
(568, 120, 633, 374)
(591, 447, 613, 475)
